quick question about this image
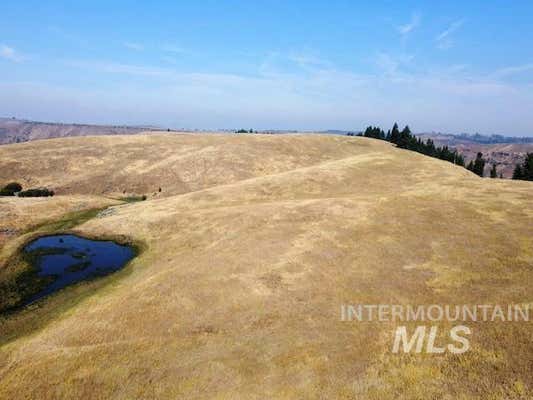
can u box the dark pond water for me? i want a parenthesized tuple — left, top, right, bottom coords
(22, 234, 135, 306)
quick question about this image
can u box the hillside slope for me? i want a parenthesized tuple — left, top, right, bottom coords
(1, 134, 532, 399)
(0, 133, 389, 197)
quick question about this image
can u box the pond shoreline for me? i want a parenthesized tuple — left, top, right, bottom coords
(18, 233, 136, 309)
(0, 204, 144, 315)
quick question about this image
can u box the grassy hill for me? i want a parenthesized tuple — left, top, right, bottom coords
(1, 133, 532, 399)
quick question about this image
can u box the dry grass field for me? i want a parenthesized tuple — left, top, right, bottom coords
(0, 133, 532, 399)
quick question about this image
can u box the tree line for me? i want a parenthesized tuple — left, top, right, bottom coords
(351, 124, 471, 172)
(352, 124, 533, 181)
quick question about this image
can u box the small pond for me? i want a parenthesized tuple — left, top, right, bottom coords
(22, 234, 135, 306)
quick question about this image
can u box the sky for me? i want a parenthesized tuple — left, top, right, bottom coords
(1, 1, 533, 135)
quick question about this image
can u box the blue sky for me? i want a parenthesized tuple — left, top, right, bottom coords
(1, 1, 533, 135)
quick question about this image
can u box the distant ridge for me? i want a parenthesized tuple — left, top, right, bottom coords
(417, 131, 533, 145)
(0, 117, 160, 145)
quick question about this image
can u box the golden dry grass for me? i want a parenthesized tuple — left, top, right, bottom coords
(0, 133, 532, 399)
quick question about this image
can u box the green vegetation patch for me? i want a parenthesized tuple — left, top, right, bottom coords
(119, 195, 147, 203)
(28, 207, 105, 233)
(0, 250, 54, 313)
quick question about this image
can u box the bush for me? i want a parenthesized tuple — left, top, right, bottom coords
(3, 182, 22, 192)
(18, 188, 55, 197)
(0, 189, 14, 196)
(0, 182, 23, 196)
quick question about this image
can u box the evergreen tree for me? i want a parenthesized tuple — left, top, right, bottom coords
(512, 164, 523, 180)
(425, 139, 436, 157)
(390, 123, 400, 144)
(524, 153, 533, 180)
(363, 126, 387, 140)
(397, 125, 412, 148)
(454, 152, 465, 166)
(472, 152, 485, 177)
(490, 164, 497, 178)
(512, 153, 533, 181)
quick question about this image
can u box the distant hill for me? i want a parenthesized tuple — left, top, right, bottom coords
(0, 118, 158, 145)
(418, 132, 533, 178)
(418, 132, 533, 145)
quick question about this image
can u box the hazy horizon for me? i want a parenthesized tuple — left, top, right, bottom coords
(3, 115, 533, 139)
(1, 1, 533, 136)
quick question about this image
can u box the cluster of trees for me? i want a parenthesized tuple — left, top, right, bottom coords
(359, 124, 467, 168)
(352, 124, 529, 178)
(512, 153, 533, 181)
(0, 182, 55, 197)
(235, 129, 254, 133)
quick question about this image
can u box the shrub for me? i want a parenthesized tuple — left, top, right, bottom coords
(0, 182, 23, 196)
(3, 182, 22, 192)
(18, 188, 55, 197)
